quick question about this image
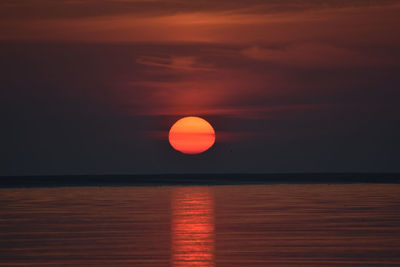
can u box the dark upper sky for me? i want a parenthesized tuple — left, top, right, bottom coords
(1, 0, 400, 175)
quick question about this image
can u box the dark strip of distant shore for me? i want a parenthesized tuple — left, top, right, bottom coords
(0, 173, 399, 188)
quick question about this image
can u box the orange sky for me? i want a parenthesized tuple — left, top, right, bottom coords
(1, 1, 400, 45)
(1, 0, 400, 174)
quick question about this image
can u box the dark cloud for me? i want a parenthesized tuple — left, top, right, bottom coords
(1, 1, 400, 44)
(0, 0, 397, 19)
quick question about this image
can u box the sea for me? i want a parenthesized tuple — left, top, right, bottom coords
(1, 184, 400, 266)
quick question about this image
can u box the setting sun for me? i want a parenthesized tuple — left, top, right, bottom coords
(169, 116, 215, 155)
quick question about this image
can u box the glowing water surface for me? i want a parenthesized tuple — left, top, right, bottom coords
(172, 187, 214, 266)
(1, 184, 400, 266)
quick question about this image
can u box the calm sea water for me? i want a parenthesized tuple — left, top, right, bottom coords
(1, 184, 400, 266)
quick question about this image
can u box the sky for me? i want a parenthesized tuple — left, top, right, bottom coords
(1, 0, 400, 175)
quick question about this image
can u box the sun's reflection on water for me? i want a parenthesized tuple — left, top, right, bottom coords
(172, 187, 215, 267)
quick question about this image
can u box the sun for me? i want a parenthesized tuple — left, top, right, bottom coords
(169, 116, 215, 154)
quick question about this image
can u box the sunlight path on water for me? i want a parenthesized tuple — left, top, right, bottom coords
(172, 187, 215, 267)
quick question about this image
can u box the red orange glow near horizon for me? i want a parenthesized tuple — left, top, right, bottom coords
(169, 117, 215, 154)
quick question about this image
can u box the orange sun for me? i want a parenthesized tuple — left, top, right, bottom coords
(169, 116, 215, 154)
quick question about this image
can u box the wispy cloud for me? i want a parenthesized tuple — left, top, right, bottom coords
(1, 1, 399, 45)
(136, 55, 216, 71)
(241, 43, 389, 68)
